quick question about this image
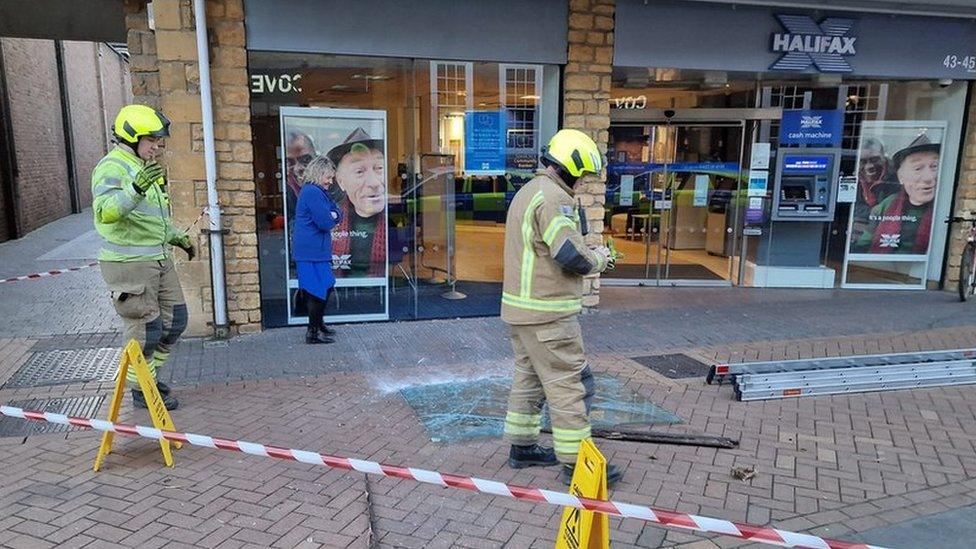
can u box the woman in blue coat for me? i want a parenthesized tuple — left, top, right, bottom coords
(292, 156, 342, 344)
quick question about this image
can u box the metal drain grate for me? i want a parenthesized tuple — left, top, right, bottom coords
(0, 396, 104, 438)
(631, 353, 712, 379)
(3, 348, 120, 389)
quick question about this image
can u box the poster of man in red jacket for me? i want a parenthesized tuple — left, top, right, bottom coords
(849, 123, 944, 257)
(281, 113, 388, 281)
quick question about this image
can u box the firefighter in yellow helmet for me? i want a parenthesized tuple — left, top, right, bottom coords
(92, 105, 194, 411)
(501, 129, 622, 486)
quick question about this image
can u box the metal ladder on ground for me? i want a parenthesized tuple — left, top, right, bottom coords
(705, 348, 976, 402)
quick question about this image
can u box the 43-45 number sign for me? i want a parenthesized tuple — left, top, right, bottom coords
(942, 55, 976, 72)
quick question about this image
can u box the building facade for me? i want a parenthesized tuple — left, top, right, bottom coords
(121, 0, 976, 335)
(0, 38, 130, 242)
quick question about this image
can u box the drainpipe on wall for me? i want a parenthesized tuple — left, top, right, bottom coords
(192, 0, 229, 337)
(54, 40, 80, 214)
(0, 39, 22, 239)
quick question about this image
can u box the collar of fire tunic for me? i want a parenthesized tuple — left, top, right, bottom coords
(534, 169, 576, 197)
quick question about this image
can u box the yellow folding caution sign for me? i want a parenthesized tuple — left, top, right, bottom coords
(93, 340, 181, 471)
(555, 439, 610, 549)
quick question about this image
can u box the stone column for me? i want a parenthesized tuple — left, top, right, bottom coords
(125, 0, 260, 334)
(563, 0, 614, 307)
(946, 85, 976, 288)
(124, 0, 159, 108)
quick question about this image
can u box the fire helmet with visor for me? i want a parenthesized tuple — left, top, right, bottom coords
(541, 129, 603, 185)
(113, 104, 171, 146)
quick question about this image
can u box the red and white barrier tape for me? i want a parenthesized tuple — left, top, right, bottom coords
(0, 405, 884, 549)
(1, 207, 213, 285)
(0, 262, 99, 284)
(185, 206, 212, 233)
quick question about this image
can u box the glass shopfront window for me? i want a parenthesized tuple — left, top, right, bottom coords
(249, 53, 560, 327)
(606, 68, 968, 290)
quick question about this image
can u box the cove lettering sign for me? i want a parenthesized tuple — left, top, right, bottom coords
(250, 72, 303, 95)
(770, 15, 857, 73)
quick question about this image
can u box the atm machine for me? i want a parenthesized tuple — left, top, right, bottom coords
(772, 149, 840, 221)
(753, 148, 841, 288)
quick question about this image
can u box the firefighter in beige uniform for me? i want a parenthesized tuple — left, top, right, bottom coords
(502, 129, 622, 486)
(93, 105, 193, 411)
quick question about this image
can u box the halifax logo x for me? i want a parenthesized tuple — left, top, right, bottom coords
(770, 15, 857, 73)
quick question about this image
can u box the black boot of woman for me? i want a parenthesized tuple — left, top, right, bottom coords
(305, 292, 334, 344)
(319, 289, 336, 336)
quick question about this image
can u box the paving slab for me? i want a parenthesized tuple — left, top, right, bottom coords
(3, 211, 976, 547)
(851, 505, 976, 549)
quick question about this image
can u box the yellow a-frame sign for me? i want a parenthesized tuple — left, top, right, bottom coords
(93, 340, 181, 471)
(555, 439, 610, 549)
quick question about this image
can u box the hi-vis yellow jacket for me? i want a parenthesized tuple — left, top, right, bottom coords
(91, 146, 184, 262)
(501, 170, 607, 325)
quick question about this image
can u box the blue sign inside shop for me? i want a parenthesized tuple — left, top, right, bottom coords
(464, 111, 506, 176)
(779, 109, 844, 146)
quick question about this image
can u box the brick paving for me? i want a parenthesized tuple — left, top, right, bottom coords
(3, 215, 976, 547)
(1, 315, 975, 547)
(0, 211, 118, 338)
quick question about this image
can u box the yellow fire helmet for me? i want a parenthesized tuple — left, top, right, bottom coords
(542, 128, 603, 179)
(113, 104, 171, 145)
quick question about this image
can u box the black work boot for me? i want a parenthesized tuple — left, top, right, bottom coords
(131, 388, 179, 411)
(305, 326, 334, 345)
(561, 463, 623, 488)
(320, 324, 336, 336)
(156, 380, 171, 396)
(508, 444, 559, 469)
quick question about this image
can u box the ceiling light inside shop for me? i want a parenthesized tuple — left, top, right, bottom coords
(520, 95, 540, 100)
(351, 74, 392, 81)
(653, 68, 680, 82)
(449, 115, 465, 140)
(624, 74, 650, 88)
(702, 71, 727, 89)
(814, 73, 842, 87)
(331, 84, 350, 90)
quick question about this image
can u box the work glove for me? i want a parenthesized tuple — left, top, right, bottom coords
(593, 245, 613, 271)
(606, 239, 623, 269)
(175, 235, 196, 261)
(133, 161, 166, 195)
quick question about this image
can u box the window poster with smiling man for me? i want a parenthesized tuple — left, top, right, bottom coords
(847, 121, 946, 259)
(280, 107, 389, 323)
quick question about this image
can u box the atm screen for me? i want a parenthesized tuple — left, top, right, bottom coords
(782, 155, 830, 174)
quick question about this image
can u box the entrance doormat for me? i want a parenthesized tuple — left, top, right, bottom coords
(631, 353, 712, 379)
(399, 374, 681, 443)
(608, 263, 725, 281)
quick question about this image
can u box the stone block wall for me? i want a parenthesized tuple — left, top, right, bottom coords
(564, 0, 614, 307)
(1, 38, 72, 234)
(63, 41, 112, 208)
(97, 42, 133, 152)
(125, 0, 259, 335)
(946, 86, 976, 287)
(0, 37, 129, 242)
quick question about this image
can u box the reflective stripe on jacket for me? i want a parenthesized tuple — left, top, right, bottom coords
(91, 146, 183, 262)
(501, 170, 606, 325)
